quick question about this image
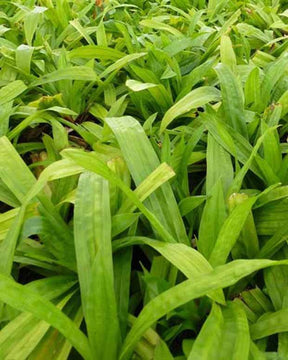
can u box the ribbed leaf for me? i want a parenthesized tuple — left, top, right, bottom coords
(32, 67, 97, 86)
(215, 64, 248, 138)
(251, 309, 288, 340)
(160, 87, 221, 132)
(0, 81, 27, 106)
(209, 196, 257, 266)
(188, 303, 224, 360)
(74, 172, 120, 359)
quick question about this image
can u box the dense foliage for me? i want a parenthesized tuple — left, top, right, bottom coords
(1, 0, 288, 359)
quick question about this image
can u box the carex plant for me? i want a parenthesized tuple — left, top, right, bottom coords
(0, 0, 288, 359)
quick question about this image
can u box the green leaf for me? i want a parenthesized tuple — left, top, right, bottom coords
(24, 6, 47, 46)
(0, 136, 36, 203)
(100, 53, 147, 78)
(209, 196, 257, 266)
(32, 67, 98, 86)
(126, 79, 158, 92)
(206, 132, 233, 195)
(220, 35, 237, 73)
(257, 54, 288, 111)
(69, 45, 124, 60)
(261, 121, 282, 175)
(0, 81, 27, 106)
(140, 19, 183, 36)
(188, 303, 224, 360)
(74, 172, 120, 359)
(251, 309, 288, 340)
(217, 301, 250, 360)
(154, 340, 174, 360)
(198, 180, 227, 259)
(215, 64, 248, 138)
(160, 87, 221, 133)
(16, 45, 34, 74)
(245, 67, 261, 107)
(179, 196, 206, 216)
(119, 163, 176, 214)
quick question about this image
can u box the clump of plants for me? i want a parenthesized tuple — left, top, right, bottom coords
(0, 0, 288, 359)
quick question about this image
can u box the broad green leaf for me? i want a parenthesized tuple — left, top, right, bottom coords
(16, 45, 34, 74)
(256, 54, 288, 111)
(24, 6, 47, 46)
(245, 67, 261, 107)
(251, 309, 288, 340)
(0, 137, 36, 275)
(261, 121, 282, 174)
(237, 23, 270, 44)
(220, 35, 237, 73)
(179, 196, 206, 216)
(241, 287, 273, 316)
(198, 180, 227, 259)
(0, 208, 19, 242)
(0, 81, 27, 106)
(112, 214, 139, 237)
(119, 162, 176, 214)
(265, 262, 288, 311)
(32, 67, 98, 86)
(0, 179, 20, 207)
(0, 137, 36, 203)
(160, 87, 221, 133)
(217, 301, 250, 360)
(100, 53, 147, 78)
(254, 199, 288, 236)
(126, 79, 158, 92)
(215, 64, 248, 138)
(278, 89, 288, 117)
(29, 304, 83, 360)
(74, 172, 120, 359)
(0, 101, 13, 136)
(140, 19, 182, 36)
(206, 132, 233, 195)
(188, 303, 224, 360)
(154, 340, 174, 360)
(181, 57, 217, 96)
(228, 194, 259, 260)
(209, 196, 257, 266)
(69, 45, 124, 60)
(249, 341, 266, 360)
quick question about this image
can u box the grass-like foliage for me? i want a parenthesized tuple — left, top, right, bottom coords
(1, 0, 288, 358)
